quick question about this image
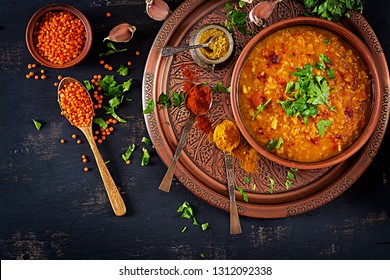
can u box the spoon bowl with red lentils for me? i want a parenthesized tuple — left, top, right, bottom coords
(26, 4, 92, 69)
(58, 77, 126, 216)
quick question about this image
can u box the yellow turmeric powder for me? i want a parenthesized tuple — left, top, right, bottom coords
(198, 28, 229, 60)
(213, 120, 240, 152)
(232, 145, 259, 173)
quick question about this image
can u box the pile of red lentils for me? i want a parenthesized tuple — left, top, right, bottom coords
(58, 80, 94, 127)
(33, 11, 86, 65)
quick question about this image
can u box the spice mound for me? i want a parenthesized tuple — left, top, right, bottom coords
(186, 84, 212, 116)
(59, 81, 94, 127)
(34, 11, 86, 65)
(213, 120, 240, 152)
(198, 29, 229, 61)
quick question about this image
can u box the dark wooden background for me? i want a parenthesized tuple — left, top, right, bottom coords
(1, 0, 389, 260)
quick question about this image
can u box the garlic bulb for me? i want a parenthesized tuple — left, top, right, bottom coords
(103, 23, 136, 43)
(249, 0, 282, 26)
(146, 0, 171, 21)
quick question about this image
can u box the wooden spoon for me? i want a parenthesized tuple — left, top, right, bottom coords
(158, 84, 213, 193)
(58, 77, 126, 216)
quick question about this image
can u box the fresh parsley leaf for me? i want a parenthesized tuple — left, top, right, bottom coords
(225, 2, 247, 34)
(141, 147, 150, 166)
(252, 98, 272, 121)
(172, 90, 184, 107)
(327, 67, 335, 79)
(236, 186, 248, 203)
(285, 81, 295, 93)
(268, 175, 275, 193)
(32, 119, 42, 130)
(158, 92, 172, 108)
(193, 217, 199, 226)
(143, 99, 155, 114)
(285, 180, 292, 190)
(104, 106, 127, 123)
(238, 0, 247, 8)
(83, 80, 94, 91)
(141, 137, 152, 145)
(323, 38, 330, 44)
(290, 167, 299, 172)
(122, 144, 135, 162)
(123, 79, 132, 92)
(317, 119, 332, 136)
(201, 223, 210, 231)
(303, 0, 363, 22)
(99, 42, 127, 57)
(177, 201, 193, 219)
(211, 81, 231, 93)
(244, 175, 251, 183)
(93, 117, 108, 129)
(287, 171, 295, 180)
(267, 137, 283, 150)
(117, 64, 129, 76)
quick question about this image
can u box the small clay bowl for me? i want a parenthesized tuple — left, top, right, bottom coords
(189, 24, 234, 71)
(25, 4, 92, 69)
(231, 17, 382, 169)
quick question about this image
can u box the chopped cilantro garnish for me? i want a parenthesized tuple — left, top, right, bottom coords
(32, 119, 42, 130)
(211, 81, 231, 93)
(267, 137, 283, 150)
(225, 2, 247, 34)
(317, 119, 332, 136)
(244, 175, 251, 183)
(252, 98, 272, 121)
(141, 137, 152, 145)
(201, 223, 210, 231)
(99, 42, 127, 57)
(83, 80, 94, 91)
(323, 38, 330, 44)
(141, 147, 150, 166)
(278, 54, 336, 125)
(117, 64, 129, 76)
(236, 186, 248, 203)
(268, 175, 275, 193)
(93, 118, 108, 129)
(287, 171, 295, 180)
(285, 180, 292, 190)
(143, 99, 155, 114)
(122, 144, 135, 162)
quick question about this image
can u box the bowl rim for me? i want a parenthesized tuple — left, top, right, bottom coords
(231, 17, 382, 170)
(25, 4, 92, 69)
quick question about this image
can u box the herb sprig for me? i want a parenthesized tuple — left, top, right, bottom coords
(277, 54, 336, 126)
(303, 0, 363, 22)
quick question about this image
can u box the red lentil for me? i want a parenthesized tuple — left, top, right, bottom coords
(33, 11, 86, 65)
(59, 80, 95, 127)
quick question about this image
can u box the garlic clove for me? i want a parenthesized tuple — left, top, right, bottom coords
(241, 0, 253, 3)
(249, 0, 282, 26)
(146, 0, 171, 21)
(103, 23, 136, 43)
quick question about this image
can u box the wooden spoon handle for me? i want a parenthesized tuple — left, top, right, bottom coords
(80, 126, 126, 216)
(224, 151, 242, 234)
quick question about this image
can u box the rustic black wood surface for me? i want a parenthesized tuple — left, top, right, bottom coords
(1, 0, 389, 260)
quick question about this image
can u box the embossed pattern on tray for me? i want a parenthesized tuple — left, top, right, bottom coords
(142, 0, 390, 218)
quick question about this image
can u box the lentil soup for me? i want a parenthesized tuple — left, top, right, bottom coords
(238, 26, 372, 162)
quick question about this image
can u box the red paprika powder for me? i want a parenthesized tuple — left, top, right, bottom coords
(186, 84, 212, 115)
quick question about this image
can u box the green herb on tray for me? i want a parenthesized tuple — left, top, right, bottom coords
(303, 0, 363, 22)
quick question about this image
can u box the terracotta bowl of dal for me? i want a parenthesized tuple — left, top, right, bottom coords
(26, 4, 92, 69)
(231, 17, 381, 169)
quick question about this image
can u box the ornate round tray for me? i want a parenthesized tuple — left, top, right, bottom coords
(142, 0, 390, 218)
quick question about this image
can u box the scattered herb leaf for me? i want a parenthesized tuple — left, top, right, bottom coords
(303, 0, 363, 22)
(83, 80, 94, 91)
(252, 183, 257, 191)
(317, 119, 332, 136)
(252, 98, 272, 121)
(287, 171, 295, 180)
(32, 119, 42, 130)
(122, 144, 135, 162)
(236, 186, 248, 203)
(290, 168, 299, 172)
(143, 99, 155, 114)
(244, 175, 251, 183)
(181, 226, 187, 233)
(267, 137, 283, 150)
(201, 223, 210, 231)
(99, 42, 127, 57)
(225, 2, 247, 34)
(141, 147, 150, 166)
(94, 117, 108, 129)
(268, 175, 275, 193)
(285, 180, 292, 189)
(117, 64, 129, 76)
(323, 38, 330, 44)
(193, 217, 199, 226)
(104, 160, 111, 164)
(211, 81, 231, 93)
(141, 137, 152, 145)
